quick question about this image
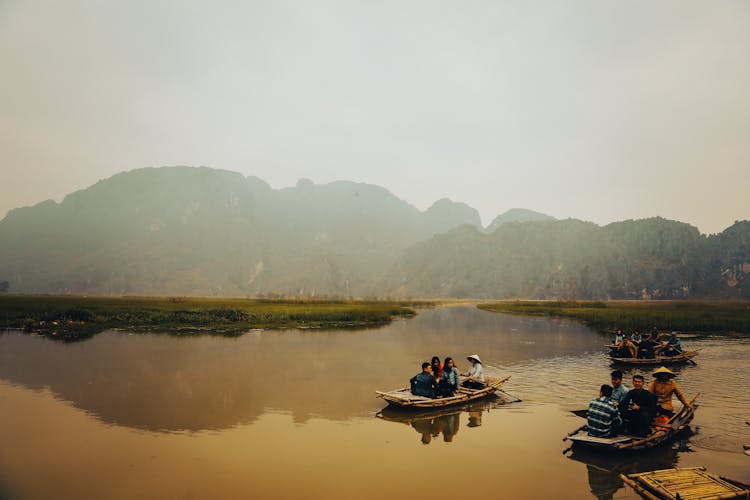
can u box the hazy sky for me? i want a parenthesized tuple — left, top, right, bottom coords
(1, 1, 748, 234)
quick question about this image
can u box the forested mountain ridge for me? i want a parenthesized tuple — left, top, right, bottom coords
(0, 166, 481, 296)
(388, 218, 750, 299)
(0, 166, 747, 299)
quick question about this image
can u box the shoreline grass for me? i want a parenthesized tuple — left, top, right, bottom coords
(0, 295, 432, 342)
(477, 300, 750, 334)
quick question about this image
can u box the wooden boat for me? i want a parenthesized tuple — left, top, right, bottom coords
(375, 375, 510, 408)
(564, 395, 698, 452)
(620, 467, 750, 500)
(609, 350, 699, 366)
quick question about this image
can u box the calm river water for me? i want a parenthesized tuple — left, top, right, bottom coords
(0, 305, 748, 499)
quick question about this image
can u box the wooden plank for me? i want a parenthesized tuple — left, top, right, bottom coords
(567, 434, 632, 444)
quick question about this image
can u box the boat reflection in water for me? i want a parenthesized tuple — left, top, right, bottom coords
(376, 396, 507, 445)
(567, 435, 693, 500)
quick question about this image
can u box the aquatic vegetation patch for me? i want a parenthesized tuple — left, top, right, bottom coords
(478, 300, 750, 334)
(0, 295, 428, 341)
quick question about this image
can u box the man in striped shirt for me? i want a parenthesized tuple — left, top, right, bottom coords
(587, 385, 623, 437)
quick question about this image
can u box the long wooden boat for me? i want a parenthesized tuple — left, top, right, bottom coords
(609, 350, 699, 366)
(375, 375, 510, 408)
(621, 467, 750, 500)
(564, 395, 698, 452)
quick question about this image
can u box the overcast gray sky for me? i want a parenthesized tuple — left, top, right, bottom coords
(1, 0, 748, 234)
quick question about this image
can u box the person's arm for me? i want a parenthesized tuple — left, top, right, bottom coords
(673, 381, 690, 408)
(612, 406, 622, 427)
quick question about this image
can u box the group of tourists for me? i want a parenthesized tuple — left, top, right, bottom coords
(587, 367, 692, 438)
(611, 326, 683, 359)
(410, 354, 485, 399)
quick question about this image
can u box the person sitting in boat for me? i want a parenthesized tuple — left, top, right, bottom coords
(614, 329, 625, 345)
(461, 354, 485, 389)
(410, 362, 438, 399)
(636, 334, 657, 359)
(648, 366, 691, 417)
(587, 384, 623, 438)
(616, 337, 637, 358)
(621, 374, 657, 437)
(431, 356, 444, 382)
(631, 330, 642, 344)
(609, 370, 629, 407)
(438, 356, 460, 397)
(661, 333, 683, 357)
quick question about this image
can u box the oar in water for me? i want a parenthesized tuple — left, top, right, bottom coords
(497, 390, 522, 403)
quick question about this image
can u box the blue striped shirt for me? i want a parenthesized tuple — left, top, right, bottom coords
(587, 397, 622, 437)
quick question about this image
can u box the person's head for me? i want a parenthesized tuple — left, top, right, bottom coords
(610, 370, 623, 387)
(653, 366, 676, 382)
(444, 357, 454, 369)
(467, 354, 481, 365)
(422, 362, 431, 372)
(632, 374, 644, 389)
(600, 384, 614, 398)
(431, 356, 440, 366)
(670, 332, 678, 339)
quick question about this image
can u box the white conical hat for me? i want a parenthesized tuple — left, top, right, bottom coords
(466, 354, 482, 364)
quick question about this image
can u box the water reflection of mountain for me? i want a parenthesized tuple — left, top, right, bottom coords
(377, 398, 506, 444)
(566, 436, 693, 500)
(0, 307, 601, 432)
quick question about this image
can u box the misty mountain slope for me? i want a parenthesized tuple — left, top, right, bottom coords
(485, 208, 555, 233)
(0, 166, 748, 298)
(388, 218, 750, 299)
(0, 166, 481, 296)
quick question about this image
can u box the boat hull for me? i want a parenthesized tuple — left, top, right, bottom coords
(609, 350, 699, 366)
(376, 376, 509, 408)
(565, 395, 698, 452)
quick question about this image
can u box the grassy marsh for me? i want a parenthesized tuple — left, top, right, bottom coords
(477, 300, 750, 334)
(0, 295, 430, 341)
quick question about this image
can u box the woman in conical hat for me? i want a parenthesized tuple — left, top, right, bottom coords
(648, 366, 691, 416)
(461, 354, 485, 389)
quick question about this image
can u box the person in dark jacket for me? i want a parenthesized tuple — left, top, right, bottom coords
(637, 335, 657, 359)
(621, 374, 657, 437)
(410, 362, 437, 398)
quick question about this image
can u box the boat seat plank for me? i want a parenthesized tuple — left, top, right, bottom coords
(567, 432, 632, 444)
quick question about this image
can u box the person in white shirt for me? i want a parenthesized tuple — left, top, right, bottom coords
(462, 354, 485, 389)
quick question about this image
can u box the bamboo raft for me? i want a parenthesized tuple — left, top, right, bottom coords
(609, 350, 699, 366)
(620, 467, 750, 500)
(375, 375, 510, 408)
(565, 395, 698, 452)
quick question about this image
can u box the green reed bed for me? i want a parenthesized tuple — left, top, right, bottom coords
(477, 300, 750, 334)
(0, 295, 429, 341)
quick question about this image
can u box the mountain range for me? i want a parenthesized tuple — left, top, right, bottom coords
(0, 166, 748, 299)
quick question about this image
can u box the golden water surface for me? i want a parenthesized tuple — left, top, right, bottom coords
(0, 306, 748, 499)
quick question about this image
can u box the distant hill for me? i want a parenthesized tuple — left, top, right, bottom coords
(388, 217, 750, 299)
(0, 166, 747, 299)
(485, 208, 555, 233)
(0, 166, 481, 297)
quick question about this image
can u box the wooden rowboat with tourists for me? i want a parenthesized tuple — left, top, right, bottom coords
(375, 375, 510, 409)
(608, 350, 699, 366)
(564, 395, 698, 452)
